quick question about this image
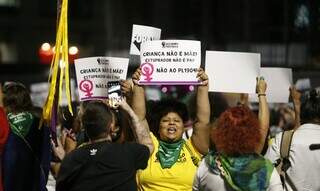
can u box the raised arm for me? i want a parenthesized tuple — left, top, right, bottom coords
(119, 99, 153, 155)
(239, 93, 249, 106)
(131, 68, 147, 122)
(290, 86, 301, 129)
(120, 79, 134, 106)
(256, 77, 269, 153)
(191, 68, 210, 155)
(50, 129, 76, 177)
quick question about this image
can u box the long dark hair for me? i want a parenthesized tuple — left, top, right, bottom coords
(111, 108, 135, 143)
(3, 82, 33, 113)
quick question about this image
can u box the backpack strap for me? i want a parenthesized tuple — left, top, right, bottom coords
(184, 141, 200, 167)
(276, 129, 295, 185)
(280, 130, 295, 159)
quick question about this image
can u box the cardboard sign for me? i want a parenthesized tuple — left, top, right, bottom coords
(249, 67, 293, 103)
(205, 51, 260, 94)
(74, 57, 129, 101)
(129, 24, 161, 55)
(139, 40, 201, 85)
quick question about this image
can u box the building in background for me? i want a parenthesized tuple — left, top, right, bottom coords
(0, 0, 320, 87)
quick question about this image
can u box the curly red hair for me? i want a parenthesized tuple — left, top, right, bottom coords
(211, 106, 261, 156)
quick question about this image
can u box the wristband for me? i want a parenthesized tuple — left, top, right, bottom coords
(258, 94, 266, 97)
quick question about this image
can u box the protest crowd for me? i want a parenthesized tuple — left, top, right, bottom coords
(0, 23, 320, 191)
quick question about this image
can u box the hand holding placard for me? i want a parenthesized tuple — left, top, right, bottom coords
(249, 67, 293, 103)
(74, 57, 129, 101)
(139, 40, 201, 85)
(256, 76, 267, 95)
(197, 68, 209, 86)
(205, 51, 260, 94)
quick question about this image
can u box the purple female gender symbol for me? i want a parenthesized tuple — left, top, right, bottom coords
(140, 62, 154, 82)
(79, 80, 94, 97)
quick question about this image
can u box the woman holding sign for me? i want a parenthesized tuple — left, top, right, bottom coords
(192, 78, 283, 191)
(131, 68, 210, 191)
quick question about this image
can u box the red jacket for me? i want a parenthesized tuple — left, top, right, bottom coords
(0, 107, 9, 191)
(0, 107, 9, 153)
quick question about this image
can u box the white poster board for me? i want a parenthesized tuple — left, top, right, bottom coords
(139, 40, 201, 85)
(30, 82, 49, 107)
(205, 51, 260, 94)
(249, 67, 293, 103)
(295, 78, 311, 91)
(129, 24, 161, 55)
(74, 57, 129, 101)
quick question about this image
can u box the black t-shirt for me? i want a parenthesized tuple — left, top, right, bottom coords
(56, 142, 149, 191)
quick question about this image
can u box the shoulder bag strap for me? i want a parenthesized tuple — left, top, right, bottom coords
(280, 130, 295, 159)
(184, 141, 200, 167)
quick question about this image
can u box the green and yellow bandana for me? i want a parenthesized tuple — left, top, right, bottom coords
(206, 151, 274, 191)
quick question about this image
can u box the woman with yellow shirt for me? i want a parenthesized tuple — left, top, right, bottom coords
(131, 68, 210, 191)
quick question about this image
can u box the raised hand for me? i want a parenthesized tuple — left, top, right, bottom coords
(289, 86, 301, 106)
(197, 68, 208, 86)
(51, 138, 66, 161)
(289, 86, 301, 128)
(256, 76, 267, 95)
(132, 68, 142, 86)
(118, 98, 131, 112)
(239, 93, 249, 106)
(120, 80, 133, 96)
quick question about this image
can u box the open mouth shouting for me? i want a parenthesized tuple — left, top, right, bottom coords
(167, 127, 177, 134)
(159, 112, 185, 142)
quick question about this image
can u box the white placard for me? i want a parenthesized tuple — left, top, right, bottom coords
(249, 67, 293, 103)
(60, 79, 77, 106)
(74, 57, 129, 101)
(295, 78, 311, 91)
(129, 24, 161, 55)
(139, 40, 201, 85)
(205, 51, 260, 93)
(30, 82, 49, 107)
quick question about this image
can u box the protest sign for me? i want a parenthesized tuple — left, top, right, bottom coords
(205, 51, 260, 94)
(30, 82, 49, 107)
(139, 40, 201, 85)
(249, 67, 293, 103)
(74, 57, 129, 101)
(295, 78, 311, 91)
(130, 24, 161, 55)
